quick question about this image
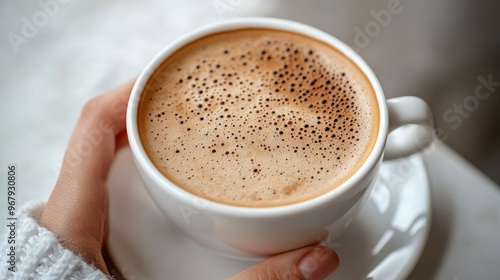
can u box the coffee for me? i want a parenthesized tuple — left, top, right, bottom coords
(138, 28, 379, 207)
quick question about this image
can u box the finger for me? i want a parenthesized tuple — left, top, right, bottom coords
(115, 129, 129, 151)
(55, 79, 134, 186)
(40, 78, 135, 270)
(228, 246, 339, 280)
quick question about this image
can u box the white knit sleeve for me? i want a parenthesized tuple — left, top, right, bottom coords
(0, 203, 108, 280)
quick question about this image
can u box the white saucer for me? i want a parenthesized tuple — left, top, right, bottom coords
(107, 149, 431, 280)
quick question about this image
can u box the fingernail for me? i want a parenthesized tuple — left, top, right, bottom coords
(298, 247, 339, 280)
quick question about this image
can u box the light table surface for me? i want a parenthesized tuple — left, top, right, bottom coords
(408, 142, 500, 280)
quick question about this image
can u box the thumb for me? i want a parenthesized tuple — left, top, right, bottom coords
(228, 245, 339, 280)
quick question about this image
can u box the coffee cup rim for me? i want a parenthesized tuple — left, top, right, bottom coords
(127, 17, 388, 217)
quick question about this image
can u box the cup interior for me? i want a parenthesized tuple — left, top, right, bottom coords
(126, 17, 389, 216)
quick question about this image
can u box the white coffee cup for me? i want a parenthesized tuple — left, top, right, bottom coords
(126, 17, 434, 260)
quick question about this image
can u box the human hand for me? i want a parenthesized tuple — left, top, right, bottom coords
(38, 80, 339, 279)
(39, 79, 133, 274)
(228, 245, 339, 280)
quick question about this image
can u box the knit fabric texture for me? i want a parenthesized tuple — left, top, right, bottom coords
(0, 202, 108, 280)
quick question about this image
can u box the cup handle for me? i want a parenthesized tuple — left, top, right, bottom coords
(384, 96, 435, 160)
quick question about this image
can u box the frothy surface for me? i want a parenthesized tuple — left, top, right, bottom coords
(138, 28, 379, 207)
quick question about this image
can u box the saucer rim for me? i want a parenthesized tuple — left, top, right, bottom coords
(395, 154, 431, 280)
(107, 151, 431, 280)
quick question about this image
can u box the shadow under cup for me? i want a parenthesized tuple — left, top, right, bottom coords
(126, 17, 431, 259)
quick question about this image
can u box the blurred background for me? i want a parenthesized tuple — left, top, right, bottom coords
(1, 0, 498, 197)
